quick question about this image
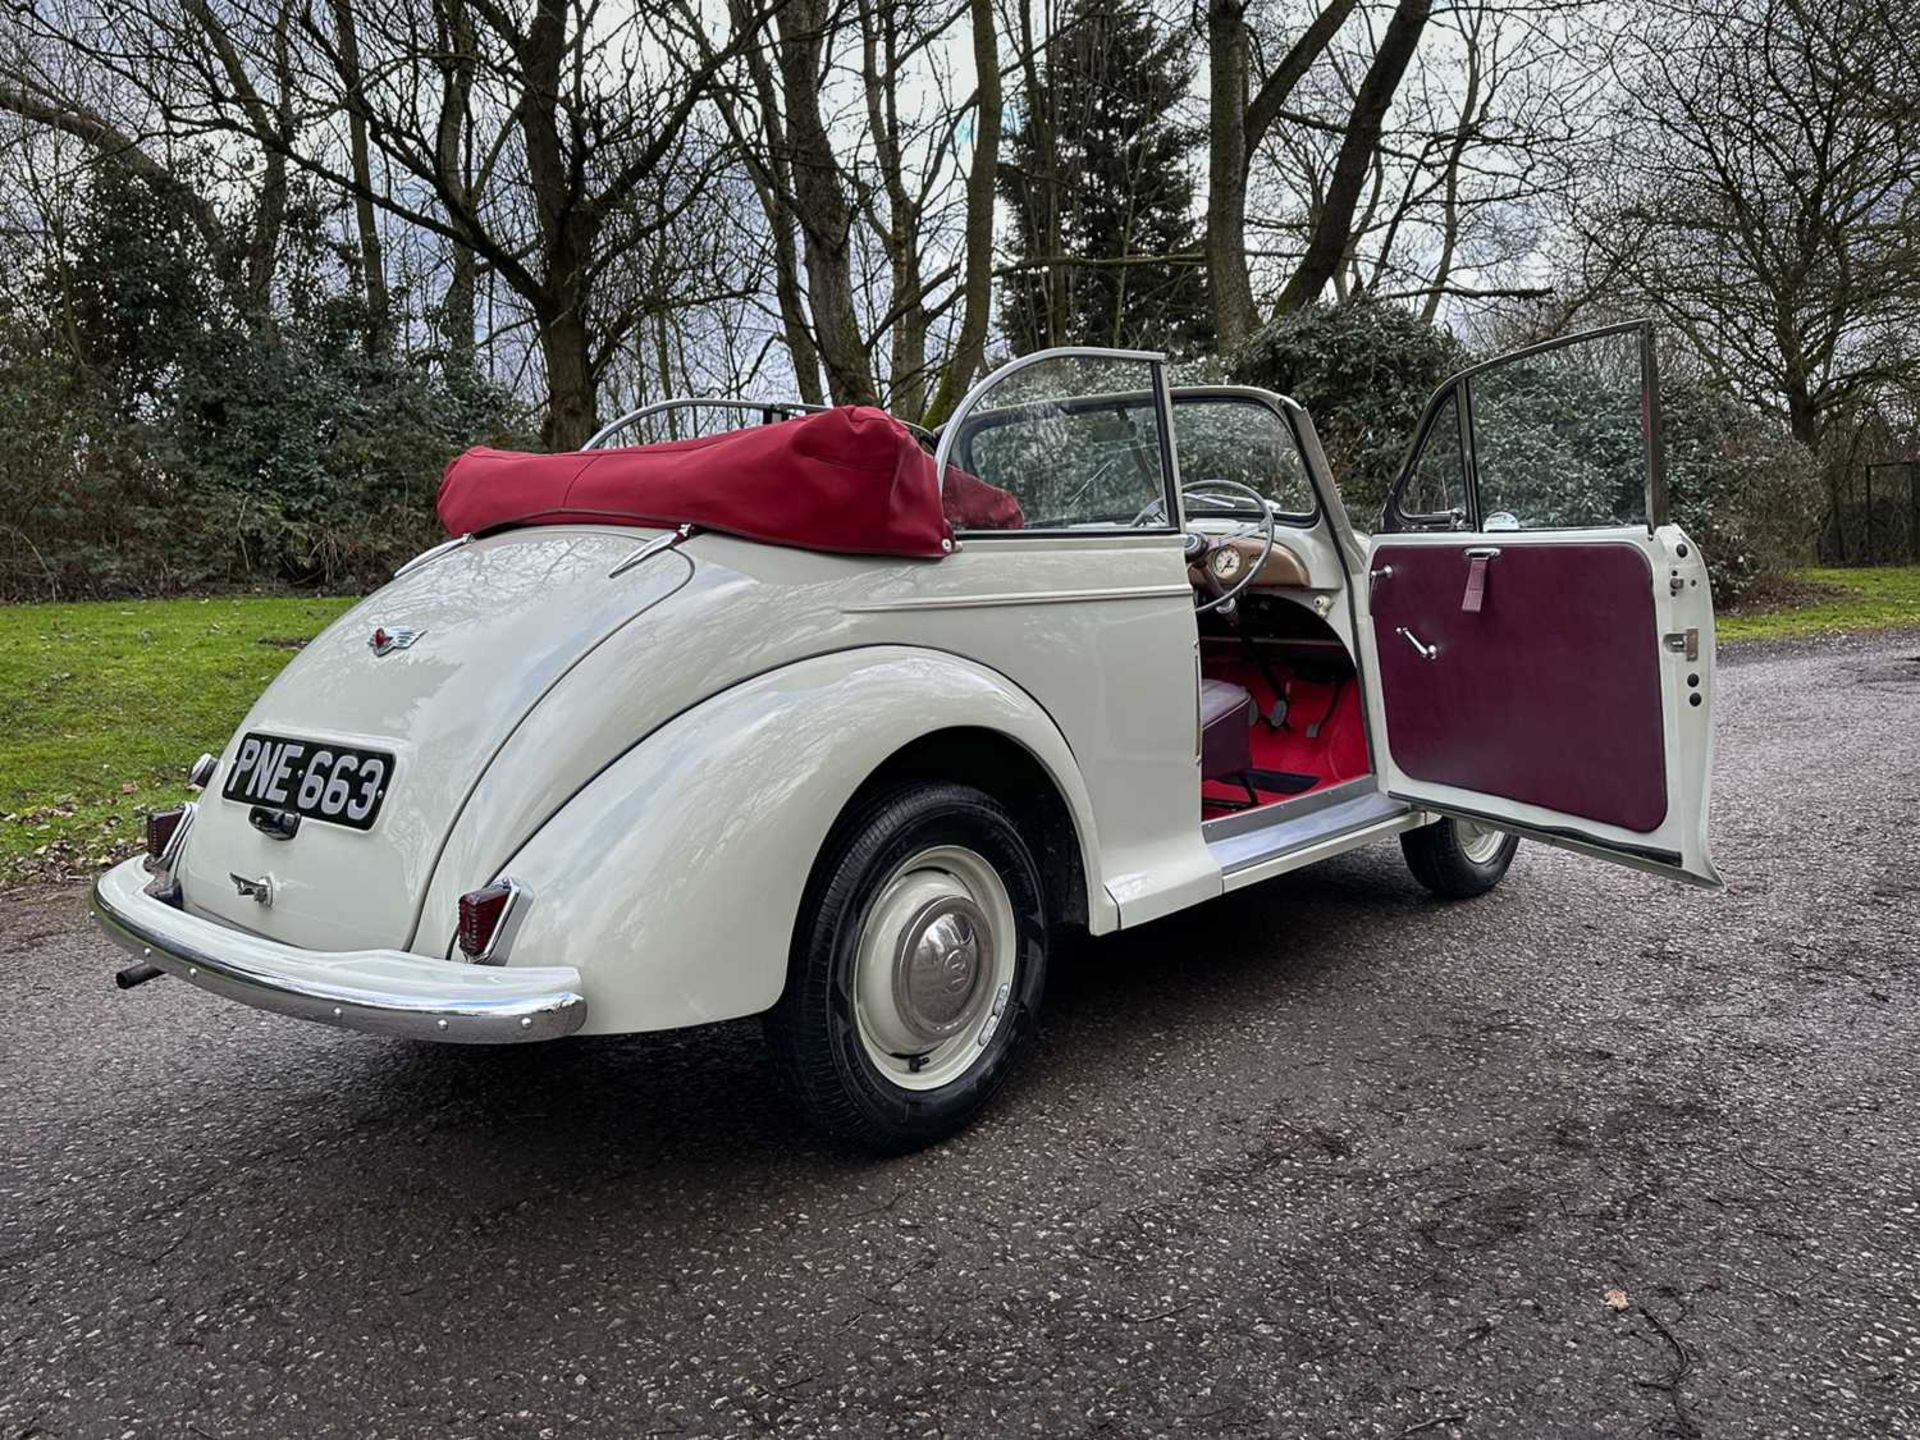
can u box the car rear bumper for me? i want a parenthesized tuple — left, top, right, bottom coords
(91, 857, 586, 1043)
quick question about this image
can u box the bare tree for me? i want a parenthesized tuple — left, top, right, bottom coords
(761, 0, 882, 405)
(1205, 0, 1358, 347)
(1270, 0, 1430, 310)
(0, 10, 287, 328)
(920, 0, 1001, 423)
(720, 0, 996, 420)
(1582, 0, 1920, 535)
(326, 0, 389, 352)
(1319, 1, 1591, 319)
(4, 0, 773, 446)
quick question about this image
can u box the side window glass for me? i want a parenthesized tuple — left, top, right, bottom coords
(1468, 329, 1648, 530)
(949, 355, 1172, 531)
(1173, 399, 1316, 519)
(1398, 390, 1468, 526)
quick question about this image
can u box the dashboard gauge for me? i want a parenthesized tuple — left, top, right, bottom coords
(1208, 546, 1244, 583)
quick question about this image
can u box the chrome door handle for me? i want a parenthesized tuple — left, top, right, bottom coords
(1395, 626, 1438, 661)
(1464, 546, 1502, 560)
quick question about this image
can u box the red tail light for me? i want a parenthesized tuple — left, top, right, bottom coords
(145, 806, 188, 863)
(457, 880, 516, 960)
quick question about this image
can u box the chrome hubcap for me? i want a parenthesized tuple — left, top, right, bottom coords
(853, 845, 1017, 1091)
(895, 897, 988, 1040)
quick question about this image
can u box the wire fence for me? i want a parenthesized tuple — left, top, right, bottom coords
(1820, 460, 1920, 566)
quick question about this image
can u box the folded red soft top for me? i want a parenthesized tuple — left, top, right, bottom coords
(438, 406, 1019, 560)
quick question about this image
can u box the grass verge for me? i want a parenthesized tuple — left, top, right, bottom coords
(3, 566, 1917, 887)
(1, 595, 354, 887)
(1718, 566, 1920, 644)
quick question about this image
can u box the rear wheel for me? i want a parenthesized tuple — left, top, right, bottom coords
(766, 782, 1047, 1153)
(1400, 816, 1519, 899)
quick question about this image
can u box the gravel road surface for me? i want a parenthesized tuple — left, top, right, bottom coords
(3, 631, 1917, 1438)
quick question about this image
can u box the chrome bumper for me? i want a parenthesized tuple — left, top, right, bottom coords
(91, 857, 586, 1043)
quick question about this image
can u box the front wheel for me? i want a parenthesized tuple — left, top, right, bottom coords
(765, 782, 1047, 1153)
(1400, 816, 1519, 899)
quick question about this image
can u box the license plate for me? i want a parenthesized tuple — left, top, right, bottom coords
(221, 732, 395, 831)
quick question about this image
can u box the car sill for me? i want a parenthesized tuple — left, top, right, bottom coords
(1209, 787, 1421, 890)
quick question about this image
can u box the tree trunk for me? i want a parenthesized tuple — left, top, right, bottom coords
(768, 203, 826, 406)
(432, 0, 479, 373)
(1206, 0, 1258, 348)
(728, 0, 825, 403)
(860, 0, 929, 417)
(1787, 383, 1844, 560)
(520, 0, 601, 446)
(1274, 0, 1430, 314)
(776, 0, 878, 406)
(444, 243, 477, 371)
(923, 0, 1002, 426)
(246, 148, 287, 326)
(539, 294, 597, 450)
(1207, 0, 1357, 347)
(1019, 0, 1066, 349)
(331, 0, 389, 354)
(1419, 8, 1483, 324)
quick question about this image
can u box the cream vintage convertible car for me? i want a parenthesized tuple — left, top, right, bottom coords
(94, 324, 1717, 1150)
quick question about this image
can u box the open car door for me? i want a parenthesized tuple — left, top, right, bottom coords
(1358, 321, 1719, 886)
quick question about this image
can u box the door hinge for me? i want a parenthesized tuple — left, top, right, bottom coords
(1663, 629, 1699, 661)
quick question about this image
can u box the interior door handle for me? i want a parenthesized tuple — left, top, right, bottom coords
(1395, 626, 1438, 661)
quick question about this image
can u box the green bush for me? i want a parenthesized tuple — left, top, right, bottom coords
(0, 166, 518, 601)
(1228, 296, 1468, 517)
(1661, 376, 1821, 600)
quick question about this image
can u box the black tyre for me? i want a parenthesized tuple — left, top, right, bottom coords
(765, 781, 1048, 1153)
(1399, 816, 1519, 900)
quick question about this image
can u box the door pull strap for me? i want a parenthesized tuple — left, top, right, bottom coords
(1461, 546, 1500, 613)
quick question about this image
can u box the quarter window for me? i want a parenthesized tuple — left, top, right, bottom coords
(1399, 390, 1468, 526)
(950, 354, 1173, 532)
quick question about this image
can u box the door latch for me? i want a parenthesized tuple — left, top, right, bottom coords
(1663, 629, 1700, 661)
(1395, 626, 1439, 661)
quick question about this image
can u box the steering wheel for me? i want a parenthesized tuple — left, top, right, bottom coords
(1180, 478, 1278, 615)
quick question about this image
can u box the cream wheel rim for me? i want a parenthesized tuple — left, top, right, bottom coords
(1455, 818, 1507, 865)
(852, 844, 1018, 1091)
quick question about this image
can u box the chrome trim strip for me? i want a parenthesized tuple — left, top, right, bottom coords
(1206, 788, 1414, 876)
(584, 398, 832, 451)
(1217, 810, 1427, 892)
(92, 859, 585, 1044)
(394, 533, 472, 579)
(608, 523, 694, 579)
(842, 582, 1194, 613)
(1199, 776, 1380, 843)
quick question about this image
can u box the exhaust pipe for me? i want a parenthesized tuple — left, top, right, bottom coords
(115, 962, 166, 990)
